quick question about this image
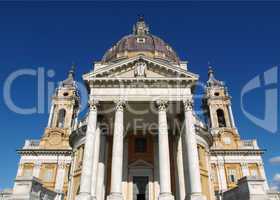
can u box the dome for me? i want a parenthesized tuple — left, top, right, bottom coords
(102, 17, 180, 64)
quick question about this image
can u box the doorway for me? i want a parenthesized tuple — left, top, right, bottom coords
(133, 176, 149, 200)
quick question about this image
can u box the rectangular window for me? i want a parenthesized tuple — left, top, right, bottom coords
(23, 168, 33, 177)
(250, 168, 259, 177)
(43, 168, 53, 182)
(227, 169, 237, 183)
(136, 37, 145, 43)
(22, 164, 33, 177)
(249, 164, 259, 177)
(135, 138, 147, 153)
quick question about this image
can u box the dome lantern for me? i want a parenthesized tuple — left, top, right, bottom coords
(102, 18, 180, 64)
(133, 16, 149, 36)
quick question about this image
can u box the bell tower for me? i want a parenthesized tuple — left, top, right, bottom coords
(40, 65, 80, 149)
(202, 65, 239, 148)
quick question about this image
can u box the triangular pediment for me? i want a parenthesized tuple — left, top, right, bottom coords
(83, 55, 198, 81)
(128, 159, 153, 169)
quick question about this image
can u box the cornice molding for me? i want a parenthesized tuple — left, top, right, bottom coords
(86, 55, 197, 78)
(210, 149, 265, 156)
(17, 149, 72, 156)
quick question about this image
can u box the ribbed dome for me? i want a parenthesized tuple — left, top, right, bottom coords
(102, 17, 180, 64)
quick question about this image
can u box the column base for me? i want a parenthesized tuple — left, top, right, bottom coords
(186, 193, 206, 200)
(158, 193, 174, 200)
(76, 193, 95, 200)
(107, 193, 123, 200)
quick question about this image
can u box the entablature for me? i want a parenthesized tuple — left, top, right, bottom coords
(89, 87, 192, 102)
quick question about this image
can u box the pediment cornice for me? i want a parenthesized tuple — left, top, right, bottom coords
(83, 55, 198, 81)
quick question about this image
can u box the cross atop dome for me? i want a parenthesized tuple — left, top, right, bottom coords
(133, 15, 149, 35)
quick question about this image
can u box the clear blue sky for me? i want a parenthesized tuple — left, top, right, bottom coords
(0, 2, 279, 189)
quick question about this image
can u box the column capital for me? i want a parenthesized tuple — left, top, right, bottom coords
(88, 99, 99, 111)
(114, 99, 127, 112)
(217, 161, 225, 167)
(241, 162, 248, 167)
(257, 162, 264, 167)
(58, 161, 68, 169)
(34, 161, 41, 168)
(156, 99, 168, 111)
(183, 98, 194, 111)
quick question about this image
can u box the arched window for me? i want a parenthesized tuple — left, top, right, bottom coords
(217, 109, 226, 127)
(57, 109, 66, 128)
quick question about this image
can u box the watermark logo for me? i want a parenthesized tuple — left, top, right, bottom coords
(3, 67, 88, 115)
(241, 66, 278, 133)
(3, 65, 278, 134)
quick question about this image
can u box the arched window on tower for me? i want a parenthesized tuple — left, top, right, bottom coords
(217, 109, 226, 127)
(57, 109, 66, 128)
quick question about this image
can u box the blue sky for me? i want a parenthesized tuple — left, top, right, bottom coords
(0, 2, 279, 189)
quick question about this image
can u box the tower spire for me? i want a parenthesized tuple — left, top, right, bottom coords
(207, 62, 214, 79)
(207, 63, 223, 87)
(61, 63, 77, 87)
(68, 62, 76, 79)
(138, 14, 144, 22)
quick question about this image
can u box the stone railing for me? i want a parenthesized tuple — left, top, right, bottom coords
(240, 139, 259, 149)
(11, 176, 64, 200)
(23, 140, 40, 149)
(268, 191, 280, 200)
(0, 189, 13, 200)
(222, 176, 270, 200)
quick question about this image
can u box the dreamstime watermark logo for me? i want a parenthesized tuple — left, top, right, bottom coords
(241, 66, 279, 133)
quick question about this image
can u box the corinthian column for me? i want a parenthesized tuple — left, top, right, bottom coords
(76, 99, 98, 200)
(107, 100, 126, 200)
(96, 134, 107, 200)
(156, 100, 174, 200)
(183, 98, 205, 200)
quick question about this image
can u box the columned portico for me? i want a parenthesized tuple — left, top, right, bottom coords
(107, 100, 126, 200)
(183, 98, 205, 200)
(76, 99, 99, 200)
(156, 100, 174, 200)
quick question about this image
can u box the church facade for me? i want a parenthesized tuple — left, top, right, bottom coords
(9, 18, 277, 200)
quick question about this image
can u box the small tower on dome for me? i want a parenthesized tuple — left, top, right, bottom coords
(202, 64, 237, 134)
(133, 15, 149, 35)
(40, 64, 80, 149)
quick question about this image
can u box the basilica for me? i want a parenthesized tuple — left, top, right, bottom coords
(6, 18, 279, 200)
